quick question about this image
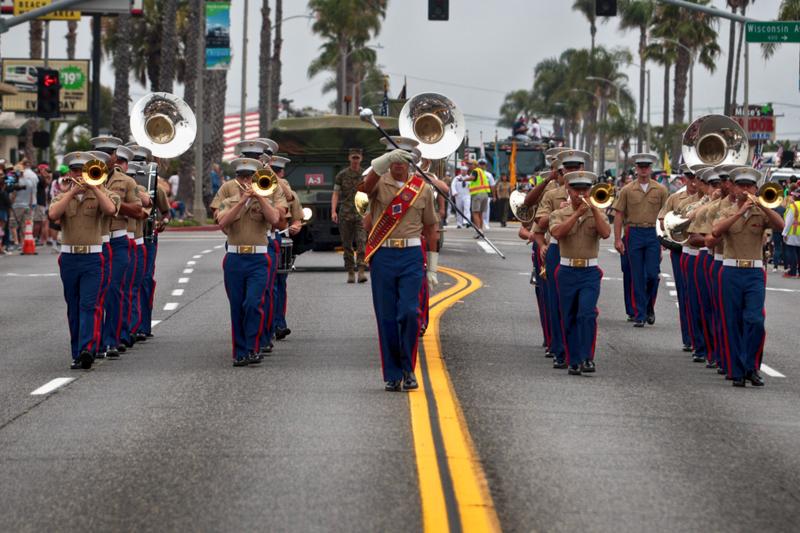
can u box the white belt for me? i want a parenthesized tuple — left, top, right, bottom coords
(227, 245, 269, 254)
(134, 237, 144, 245)
(683, 248, 699, 256)
(102, 235, 110, 243)
(61, 244, 103, 254)
(550, 237, 558, 244)
(127, 232, 135, 239)
(560, 257, 598, 267)
(111, 229, 128, 239)
(700, 247, 709, 252)
(723, 259, 763, 268)
(381, 237, 422, 248)
(714, 254, 723, 261)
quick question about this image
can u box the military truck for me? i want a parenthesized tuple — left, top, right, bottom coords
(269, 115, 399, 252)
(472, 138, 549, 179)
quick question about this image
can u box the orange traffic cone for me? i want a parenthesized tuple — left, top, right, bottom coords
(21, 218, 37, 255)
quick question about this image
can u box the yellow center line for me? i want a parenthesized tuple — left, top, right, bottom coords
(409, 265, 501, 532)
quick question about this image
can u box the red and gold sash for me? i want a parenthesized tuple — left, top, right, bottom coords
(365, 174, 425, 262)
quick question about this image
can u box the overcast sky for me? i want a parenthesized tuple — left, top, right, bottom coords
(2, 0, 800, 140)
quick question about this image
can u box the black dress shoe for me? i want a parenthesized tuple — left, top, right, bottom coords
(553, 360, 568, 369)
(633, 321, 645, 328)
(385, 380, 402, 391)
(568, 365, 582, 375)
(706, 361, 718, 369)
(117, 344, 127, 353)
(79, 350, 93, 370)
(693, 354, 706, 363)
(275, 327, 290, 340)
(232, 357, 249, 367)
(581, 360, 596, 373)
(717, 367, 727, 375)
(626, 315, 635, 322)
(135, 332, 148, 342)
(746, 371, 764, 387)
(260, 344, 273, 356)
(732, 377, 746, 387)
(403, 372, 419, 391)
(70, 359, 82, 370)
(682, 344, 693, 352)
(106, 348, 120, 359)
(95, 351, 106, 360)
(248, 351, 263, 365)
(544, 351, 554, 358)
(646, 313, 655, 325)
(122, 338, 134, 348)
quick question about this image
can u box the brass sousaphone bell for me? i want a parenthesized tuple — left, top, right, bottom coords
(399, 92, 466, 160)
(510, 190, 535, 223)
(130, 92, 198, 159)
(681, 115, 748, 169)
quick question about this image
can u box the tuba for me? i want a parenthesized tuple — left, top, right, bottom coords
(681, 115, 748, 168)
(130, 92, 197, 159)
(399, 93, 466, 159)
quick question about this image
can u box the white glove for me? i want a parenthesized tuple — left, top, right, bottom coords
(427, 251, 439, 290)
(371, 149, 414, 175)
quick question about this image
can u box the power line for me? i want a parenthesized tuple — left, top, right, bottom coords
(385, 72, 507, 95)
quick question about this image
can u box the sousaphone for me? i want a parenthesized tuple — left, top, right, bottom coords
(130, 92, 197, 159)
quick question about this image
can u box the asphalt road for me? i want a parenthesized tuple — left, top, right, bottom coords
(1, 226, 800, 532)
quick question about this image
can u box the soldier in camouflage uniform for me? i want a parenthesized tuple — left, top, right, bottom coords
(332, 148, 368, 283)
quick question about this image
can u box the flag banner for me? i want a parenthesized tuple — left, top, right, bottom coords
(205, 1, 231, 70)
(663, 151, 671, 175)
(493, 132, 499, 178)
(509, 141, 518, 188)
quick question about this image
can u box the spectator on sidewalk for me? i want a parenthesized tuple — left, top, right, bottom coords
(496, 174, 512, 227)
(167, 171, 186, 221)
(772, 197, 787, 272)
(0, 177, 11, 254)
(34, 163, 51, 245)
(9, 159, 38, 247)
(783, 189, 800, 278)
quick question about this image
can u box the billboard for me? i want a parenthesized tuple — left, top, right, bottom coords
(205, 1, 231, 70)
(1, 59, 90, 115)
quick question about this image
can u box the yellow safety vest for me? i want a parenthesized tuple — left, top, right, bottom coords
(788, 201, 800, 236)
(468, 168, 491, 195)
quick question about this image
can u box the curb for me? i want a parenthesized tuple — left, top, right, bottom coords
(165, 225, 221, 232)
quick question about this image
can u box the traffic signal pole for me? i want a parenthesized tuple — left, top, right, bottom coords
(44, 20, 50, 164)
(0, 0, 86, 33)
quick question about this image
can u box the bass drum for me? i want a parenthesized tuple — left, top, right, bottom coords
(277, 237, 294, 274)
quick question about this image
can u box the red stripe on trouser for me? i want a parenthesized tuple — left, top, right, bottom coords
(222, 254, 236, 360)
(625, 231, 637, 318)
(553, 265, 571, 365)
(590, 268, 603, 360)
(755, 269, 767, 369)
(87, 254, 105, 352)
(132, 245, 147, 333)
(253, 253, 271, 353)
(681, 254, 694, 346)
(114, 240, 131, 342)
(126, 242, 137, 326)
(693, 254, 712, 362)
(410, 245, 427, 371)
(717, 267, 733, 377)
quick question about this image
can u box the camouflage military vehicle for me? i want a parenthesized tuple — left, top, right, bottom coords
(268, 115, 399, 252)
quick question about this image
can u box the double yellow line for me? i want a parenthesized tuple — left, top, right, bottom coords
(409, 266, 500, 532)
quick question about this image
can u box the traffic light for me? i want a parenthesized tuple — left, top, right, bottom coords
(36, 68, 60, 119)
(595, 0, 617, 17)
(428, 0, 448, 21)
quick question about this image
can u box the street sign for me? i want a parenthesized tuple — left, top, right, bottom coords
(732, 115, 777, 142)
(2, 0, 142, 15)
(745, 21, 800, 43)
(13, 0, 80, 20)
(2, 58, 89, 115)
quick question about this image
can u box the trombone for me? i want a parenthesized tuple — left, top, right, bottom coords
(65, 159, 109, 188)
(584, 183, 615, 209)
(236, 168, 280, 197)
(748, 182, 783, 209)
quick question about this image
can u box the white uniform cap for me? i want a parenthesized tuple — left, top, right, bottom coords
(127, 162, 146, 175)
(270, 156, 291, 169)
(255, 137, 279, 155)
(89, 136, 123, 151)
(127, 144, 152, 161)
(63, 152, 93, 168)
(564, 171, 596, 187)
(696, 167, 720, 183)
(115, 145, 135, 162)
(380, 136, 419, 152)
(545, 147, 567, 159)
(729, 167, 761, 185)
(231, 158, 263, 173)
(557, 149, 591, 167)
(714, 163, 739, 177)
(631, 153, 659, 166)
(86, 151, 110, 164)
(235, 140, 270, 158)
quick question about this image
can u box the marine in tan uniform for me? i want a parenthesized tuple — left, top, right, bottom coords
(612, 153, 668, 327)
(49, 152, 121, 370)
(216, 157, 283, 366)
(361, 147, 439, 391)
(549, 171, 611, 375)
(712, 167, 784, 387)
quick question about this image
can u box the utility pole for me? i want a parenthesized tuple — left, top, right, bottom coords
(240, 0, 248, 138)
(193, 0, 206, 221)
(91, 15, 101, 136)
(44, 20, 50, 163)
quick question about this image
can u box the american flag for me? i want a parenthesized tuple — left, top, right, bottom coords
(222, 112, 261, 162)
(751, 142, 763, 170)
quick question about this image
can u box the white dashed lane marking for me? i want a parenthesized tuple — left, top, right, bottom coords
(171, 289, 184, 296)
(476, 240, 497, 254)
(163, 302, 179, 311)
(214, 245, 223, 249)
(201, 249, 212, 254)
(183, 268, 193, 274)
(187, 261, 196, 265)
(761, 364, 786, 378)
(30, 378, 75, 396)
(178, 278, 189, 283)
(151, 320, 161, 327)
(192, 255, 202, 259)
(669, 290, 678, 297)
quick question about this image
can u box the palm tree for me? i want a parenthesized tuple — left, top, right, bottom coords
(158, 0, 180, 93)
(723, 1, 740, 115)
(111, 13, 132, 140)
(259, 0, 273, 135)
(179, 0, 201, 211)
(731, 1, 755, 111)
(25, 20, 44, 162)
(270, 0, 283, 123)
(202, 70, 228, 205)
(618, 0, 655, 152)
(572, 0, 597, 54)
(761, 1, 800, 92)
(66, 20, 78, 60)
(308, 0, 387, 114)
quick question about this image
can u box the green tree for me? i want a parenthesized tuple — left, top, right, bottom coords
(259, 0, 273, 135)
(572, 0, 597, 54)
(179, 0, 202, 211)
(617, 0, 655, 152)
(761, 1, 800, 79)
(66, 20, 78, 60)
(308, 0, 387, 114)
(270, 0, 283, 123)
(158, 0, 180, 93)
(111, 13, 133, 140)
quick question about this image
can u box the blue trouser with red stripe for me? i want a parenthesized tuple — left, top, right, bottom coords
(102, 236, 130, 350)
(719, 266, 766, 379)
(139, 237, 158, 335)
(545, 243, 565, 362)
(625, 226, 660, 322)
(620, 235, 633, 318)
(693, 250, 714, 362)
(554, 265, 601, 367)
(709, 258, 724, 370)
(120, 239, 136, 345)
(223, 252, 271, 360)
(259, 237, 279, 348)
(370, 246, 425, 382)
(532, 242, 549, 348)
(59, 252, 104, 359)
(129, 242, 146, 335)
(670, 249, 691, 347)
(683, 253, 706, 358)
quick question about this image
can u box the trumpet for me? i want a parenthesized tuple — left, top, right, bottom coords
(747, 182, 783, 209)
(252, 169, 279, 197)
(586, 183, 615, 209)
(81, 159, 109, 186)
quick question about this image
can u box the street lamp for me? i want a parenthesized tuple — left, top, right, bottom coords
(653, 38, 694, 123)
(628, 61, 651, 152)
